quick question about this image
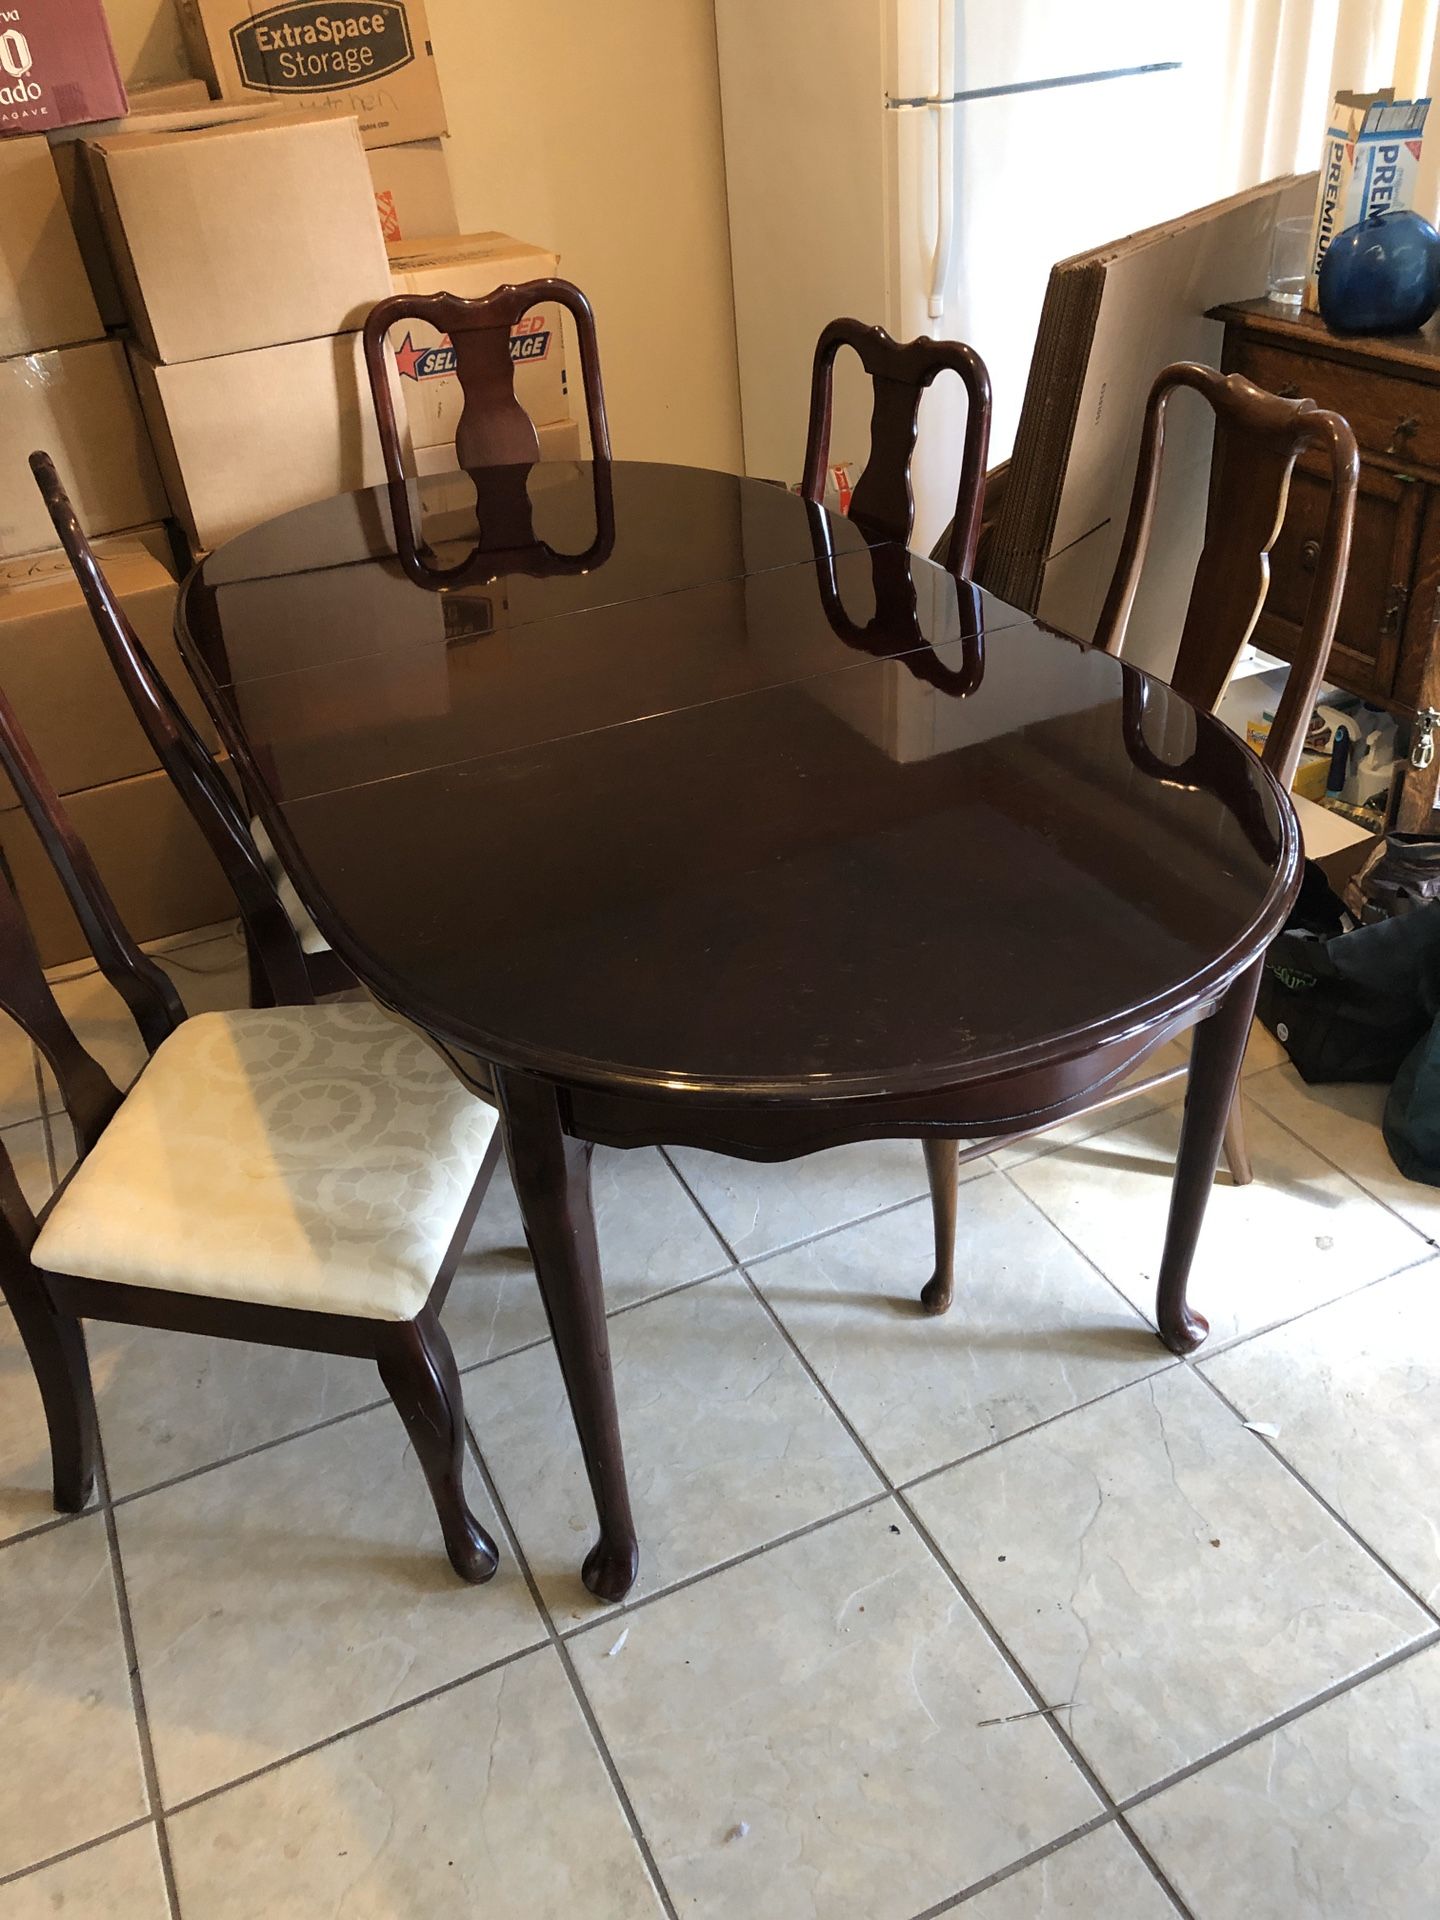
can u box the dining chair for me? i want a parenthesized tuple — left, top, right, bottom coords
(800, 317, 992, 574)
(362, 277, 611, 577)
(920, 361, 1359, 1313)
(0, 676, 505, 1582)
(28, 451, 352, 1010)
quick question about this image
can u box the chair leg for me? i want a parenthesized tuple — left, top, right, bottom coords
(920, 1138, 959, 1316)
(1222, 1088, 1253, 1186)
(378, 1310, 498, 1585)
(6, 1289, 97, 1513)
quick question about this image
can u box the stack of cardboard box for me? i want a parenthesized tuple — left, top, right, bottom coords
(0, 129, 236, 962)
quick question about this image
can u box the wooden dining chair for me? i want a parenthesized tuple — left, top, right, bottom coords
(920, 362, 1359, 1315)
(29, 451, 351, 1010)
(362, 278, 611, 577)
(0, 677, 505, 1582)
(801, 317, 992, 574)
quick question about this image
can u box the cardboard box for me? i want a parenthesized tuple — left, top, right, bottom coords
(0, 0, 125, 137)
(0, 136, 103, 356)
(0, 339, 167, 559)
(0, 526, 219, 806)
(387, 234, 567, 452)
(368, 136, 455, 244)
(0, 766, 236, 966)
(175, 0, 446, 149)
(411, 415, 582, 475)
(51, 101, 274, 328)
(1305, 91, 1431, 310)
(88, 109, 392, 361)
(131, 329, 407, 552)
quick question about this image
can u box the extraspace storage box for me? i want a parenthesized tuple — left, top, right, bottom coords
(0, 135, 103, 356)
(87, 109, 392, 361)
(368, 136, 456, 243)
(386, 234, 568, 451)
(130, 329, 407, 552)
(0, 339, 166, 558)
(0, 765, 236, 966)
(175, 0, 446, 149)
(0, 0, 125, 137)
(0, 526, 218, 806)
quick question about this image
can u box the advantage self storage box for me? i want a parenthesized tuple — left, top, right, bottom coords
(0, 340, 165, 559)
(386, 234, 567, 452)
(0, 136, 102, 357)
(0, 526, 217, 805)
(176, 0, 446, 149)
(131, 330, 408, 552)
(87, 109, 392, 362)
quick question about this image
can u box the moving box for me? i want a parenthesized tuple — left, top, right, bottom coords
(0, 136, 103, 357)
(368, 137, 457, 244)
(0, 0, 125, 137)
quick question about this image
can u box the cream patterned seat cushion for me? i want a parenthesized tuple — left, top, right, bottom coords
(33, 1005, 498, 1322)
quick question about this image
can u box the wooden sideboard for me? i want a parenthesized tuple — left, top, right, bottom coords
(1212, 298, 1440, 829)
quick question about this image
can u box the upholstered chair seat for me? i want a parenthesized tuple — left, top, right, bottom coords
(33, 1003, 498, 1321)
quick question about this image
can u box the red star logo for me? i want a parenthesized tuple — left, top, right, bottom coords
(393, 331, 427, 380)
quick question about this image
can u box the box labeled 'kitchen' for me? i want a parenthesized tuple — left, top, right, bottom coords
(175, 0, 446, 149)
(0, 0, 125, 136)
(386, 233, 568, 450)
(1305, 89, 1431, 310)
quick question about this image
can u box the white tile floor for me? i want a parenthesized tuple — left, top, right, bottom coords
(1, 923, 1438, 1917)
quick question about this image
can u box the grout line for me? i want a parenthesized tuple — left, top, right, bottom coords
(1115, 1629, 1440, 1818)
(0, 1817, 156, 1894)
(1189, 1364, 1440, 1626)
(95, 1438, 183, 1919)
(458, 1417, 683, 1920)
(906, 1810, 1117, 1918)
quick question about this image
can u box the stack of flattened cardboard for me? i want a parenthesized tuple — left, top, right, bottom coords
(86, 106, 405, 553)
(981, 172, 1316, 681)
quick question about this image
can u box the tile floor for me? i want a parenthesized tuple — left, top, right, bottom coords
(0, 924, 1437, 1917)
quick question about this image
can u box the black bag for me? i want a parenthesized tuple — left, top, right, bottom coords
(1343, 832, 1440, 923)
(1256, 901, 1440, 1085)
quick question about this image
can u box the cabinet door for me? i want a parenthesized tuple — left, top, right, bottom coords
(1251, 463, 1421, 702)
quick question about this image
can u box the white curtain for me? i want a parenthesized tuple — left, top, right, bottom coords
(1212, 0, 1440, 214)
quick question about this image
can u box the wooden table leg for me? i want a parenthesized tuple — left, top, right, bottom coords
(920, 1138, 959, 1315)
(1154, 959, 1263, 1355)
(496, 1069, 639, 1601)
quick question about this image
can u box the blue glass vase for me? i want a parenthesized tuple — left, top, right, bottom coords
(1317, 208, 1440, 335)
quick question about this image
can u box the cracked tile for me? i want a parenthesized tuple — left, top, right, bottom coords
(750, 1174, 1172, 1482)
(169, 1647, 662, 1919)
(470, 1271, 880, 1626)
(570, 1501, 1098, 1919)
(1133, 1643, 1440, 1917)
(908, 1366, 1429, 1800)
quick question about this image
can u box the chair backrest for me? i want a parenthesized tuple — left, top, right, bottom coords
(1094, 362, 1359, 788)
(0, 683, 177, 1176)
(29, 452, 313, 1005)
(801, 318, 992, 576)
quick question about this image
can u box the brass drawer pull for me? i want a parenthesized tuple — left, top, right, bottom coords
(1387, 415, 1419, 453)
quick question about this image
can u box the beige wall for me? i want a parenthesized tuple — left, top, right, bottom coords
(426, 0, 742, 470)
(101, 0, 744, 470)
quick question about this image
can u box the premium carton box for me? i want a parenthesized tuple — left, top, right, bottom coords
(368, 136, 455, 243)
(130, 329, 407, 552)
(0, 136, 103, 356)
(88, 109, 392, 362)
(386, 234, 568, 452)
(0, 0, 125, 137)
(0, 766, 235, 966)
(1305, 89, 1431, 310)
(0, 339, 166, 559)
(0, 527, 218, 806)
(52, 100, 273, 327)
(175, 0, 446, 149)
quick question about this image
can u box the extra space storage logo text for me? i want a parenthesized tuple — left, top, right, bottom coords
(394, 315, 553, 382)
(231, 0, 415, 91)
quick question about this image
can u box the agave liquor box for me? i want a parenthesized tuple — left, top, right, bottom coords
(0, 0, 126, 137)
(386, 234, 568, 453)
(175, 0, 446, 149)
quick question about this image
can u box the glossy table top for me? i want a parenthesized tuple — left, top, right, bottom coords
(178, 461, 1298, 1102)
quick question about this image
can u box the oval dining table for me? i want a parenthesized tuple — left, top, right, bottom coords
(176, 457, 1301, 1603)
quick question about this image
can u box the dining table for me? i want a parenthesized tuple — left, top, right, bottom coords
(175, 456, 1301, 1604)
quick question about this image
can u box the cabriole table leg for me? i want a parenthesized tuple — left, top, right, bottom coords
(497, 1068, 640, 1601)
